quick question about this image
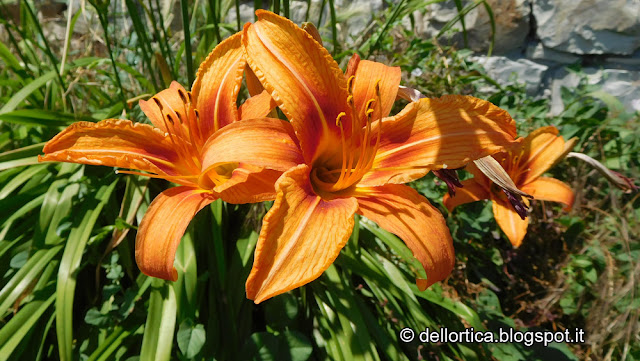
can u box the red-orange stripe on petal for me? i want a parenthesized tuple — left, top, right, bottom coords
(356, 184, 455, 290)
(135, 186, 216, 280)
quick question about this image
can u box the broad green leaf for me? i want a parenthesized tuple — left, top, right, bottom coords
(140, 279, 177, 361)
(177, 320, 206, 359)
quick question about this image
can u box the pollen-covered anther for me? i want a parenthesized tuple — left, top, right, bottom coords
(335, 112, 346, 127)
(347, 95, 354, 107)
(347, 75, 356, 94)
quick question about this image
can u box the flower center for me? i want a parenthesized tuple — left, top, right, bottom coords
(311, 76, 383, 194)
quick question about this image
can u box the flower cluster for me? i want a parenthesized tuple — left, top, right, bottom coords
(41, 10, 555, 303)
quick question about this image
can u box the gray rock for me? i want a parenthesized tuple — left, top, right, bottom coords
(533, 0, 640, 55)
(526, 42, 581, 64)
(550, 67, 640, 115)
(473, 55, 549, 95)
(413, 0, 531, 54)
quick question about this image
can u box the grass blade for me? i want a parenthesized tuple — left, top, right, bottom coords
(56, 178, 118, 361)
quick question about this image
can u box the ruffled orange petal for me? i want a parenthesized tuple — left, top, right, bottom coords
(135, 186, 216, 280)
(39, 119, 193, 177)
(238, 90, 278, 120)
(351, 59, 401, 122)
(355, 184, 455, 290)
(246, 164, 358, 303)
(199, 118, 303, 176)
(516, 126, 565, 185)
(215, 166, 282, 204)
(521, 177, 574, 211)
(492, 196, 529, 248)
(242, 10, 350, 162)
(442, 178, 491, 212)
(191, 31, 245, 138)
(360, 95, 517, 186)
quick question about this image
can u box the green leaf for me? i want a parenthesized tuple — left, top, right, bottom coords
(140, 279, 177, 361)
(177, 320, 206, 359)
(0, 109, 90, 127)
(0, 71, 57, 114)
(0, 291, 55, 360)
(56, 178, 118, 361)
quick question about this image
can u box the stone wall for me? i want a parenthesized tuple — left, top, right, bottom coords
(408, 0, 640, 114)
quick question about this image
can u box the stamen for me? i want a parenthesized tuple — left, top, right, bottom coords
(333, 112, 349, 188)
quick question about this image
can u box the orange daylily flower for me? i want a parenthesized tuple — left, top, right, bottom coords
(39, 32, 303, 281)
(444, 126, 575, 247)
(241, 11, 520, 303)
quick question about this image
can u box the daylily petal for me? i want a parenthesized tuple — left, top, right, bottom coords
(215, 165, 282, 204)
(492, 196, 529, 248)
(139, 81, 188, 132)
(352, 58, 401, 121)
(200, 118, 303, 175)
(245, 65, 264, 97)
(443, 178, 491, 212)
(238, 90, 278, 120)
(242, 10, 350, 162)
(246, 164, 359, 303)
(521, 177, 574, 211)
(39, 119, 194, 177)
(191, 31, 245, 138)
(517, 126, 566, 185)
(135, 186, 216, 280)
(356, 184, 455, 290)
(361, 95, 517, 186)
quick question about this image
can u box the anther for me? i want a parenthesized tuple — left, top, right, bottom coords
(176, 112, 183, 123)
(374, 79, 381, 96)
(152, 97, 163, 110)
(177, 89, 187, 104)
(347, 95, 354, 106)
(336, 112, 346, 126)
(166, 114, 175, 124)
(365, 99, 376, 111)
(347, 76, 356, 94)
(187, 92, 193, 104)
(194, 109, 200, 119)
(366, 108, 375, 117)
